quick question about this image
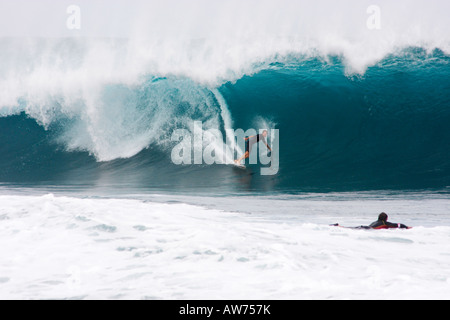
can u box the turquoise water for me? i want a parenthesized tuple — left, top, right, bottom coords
(1, 49, 449, 194)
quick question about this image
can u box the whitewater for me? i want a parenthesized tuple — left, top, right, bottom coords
(1, 190, 449, 300)
(1, 0, 450, 300)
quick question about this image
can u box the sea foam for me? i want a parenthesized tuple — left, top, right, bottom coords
(0, 192, 449, 299)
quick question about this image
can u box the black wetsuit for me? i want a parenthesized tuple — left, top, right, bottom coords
(331, 220, 409, 229)
(368, 220, 409, 230)
(245, 134, 267, 154)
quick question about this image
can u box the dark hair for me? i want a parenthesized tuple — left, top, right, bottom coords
(378, 212, 388, 222)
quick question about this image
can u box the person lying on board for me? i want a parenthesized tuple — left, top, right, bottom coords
(331, 212, 411, 229)
(235, 130, 271, 165)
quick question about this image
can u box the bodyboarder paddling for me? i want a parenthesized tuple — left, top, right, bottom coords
(235, 130, 271, 165)
(331, 212, 411, 229)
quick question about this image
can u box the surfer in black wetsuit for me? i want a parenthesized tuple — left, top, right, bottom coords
(332, 213, 411, 229)
(235, 130, 271, 165)
(367, 212, 410, 229)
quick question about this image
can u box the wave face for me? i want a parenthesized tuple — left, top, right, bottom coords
(0, 1, 449, 193)
(222, 50, 450, 191)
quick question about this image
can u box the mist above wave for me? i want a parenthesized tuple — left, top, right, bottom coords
(1, 0, 449, 83)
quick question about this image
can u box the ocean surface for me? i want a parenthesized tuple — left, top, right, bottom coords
(0, 0, 449, 300)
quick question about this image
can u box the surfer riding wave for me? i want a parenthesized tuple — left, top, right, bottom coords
(235, 130, 271, 165)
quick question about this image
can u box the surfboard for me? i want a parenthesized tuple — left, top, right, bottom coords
(330, 223, 412, 230)
(232, 162, 246, 169)
(330, 224, 370, 230)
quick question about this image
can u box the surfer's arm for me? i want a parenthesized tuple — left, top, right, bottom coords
(261, 137, 271, 151)
(388, 222, 410, 229)
(244, 136, 254, 141)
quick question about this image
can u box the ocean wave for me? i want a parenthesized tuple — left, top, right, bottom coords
(0, 0, 449, 192)
(1, 51, 449, 192)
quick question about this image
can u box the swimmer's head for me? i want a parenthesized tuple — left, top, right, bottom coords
(378, 212, 388, 222)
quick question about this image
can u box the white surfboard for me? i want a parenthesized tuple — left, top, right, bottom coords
(232, 161, 246, 169)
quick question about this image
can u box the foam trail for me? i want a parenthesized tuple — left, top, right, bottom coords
(211, 89, 243, 163)
(212, 89, 233, 130)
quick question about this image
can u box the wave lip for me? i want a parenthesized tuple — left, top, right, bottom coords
(1, 0, 450, 85)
